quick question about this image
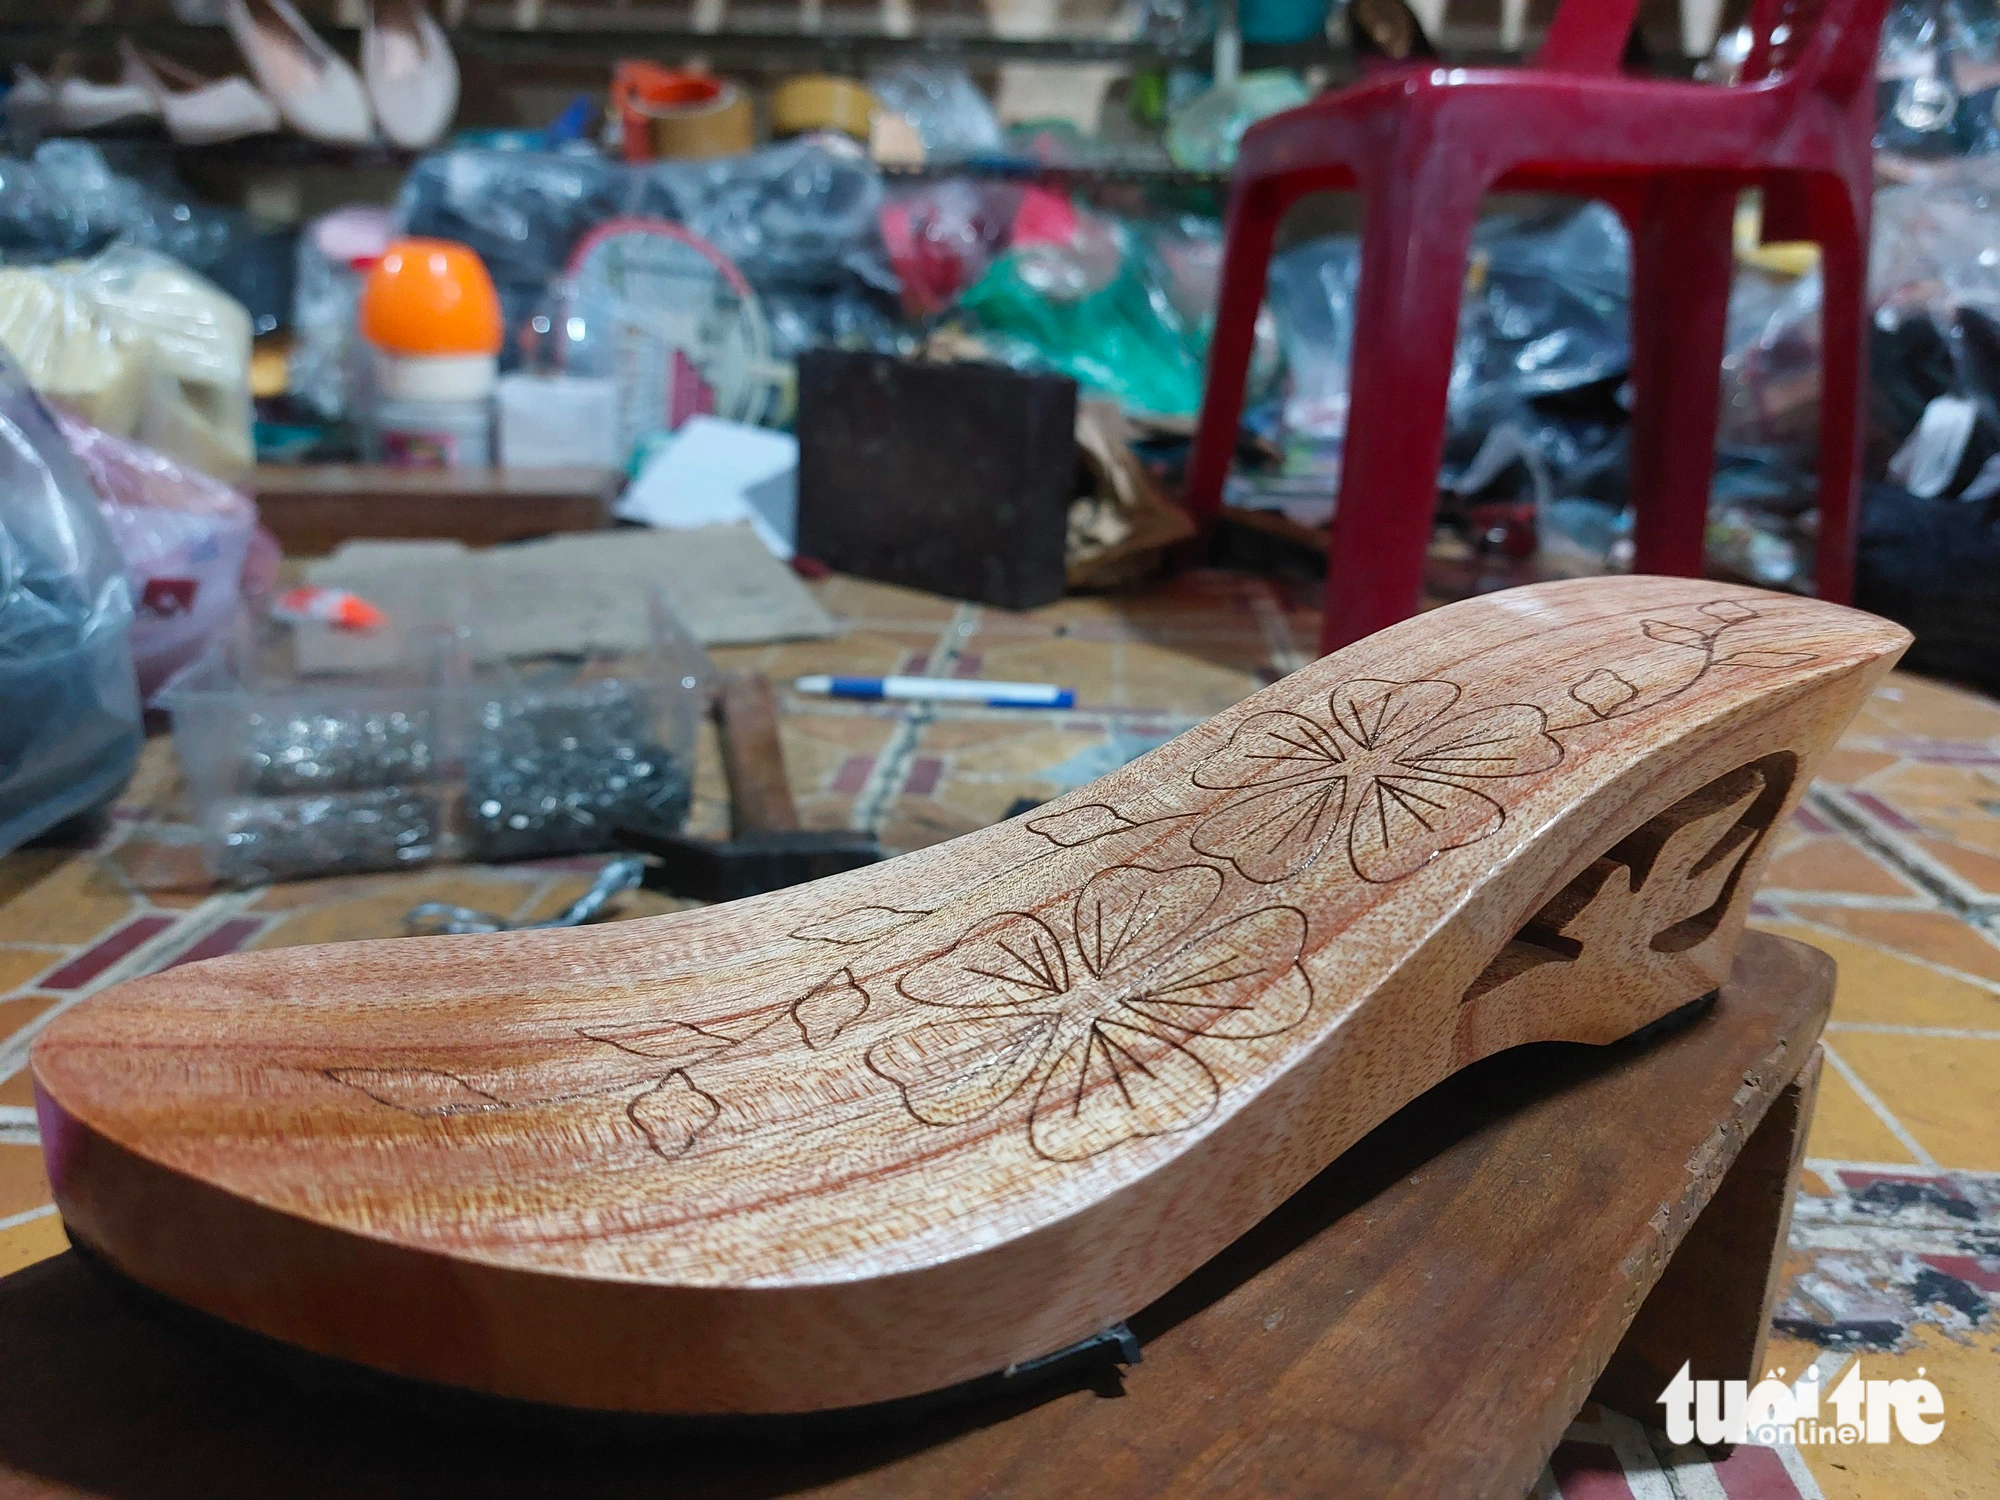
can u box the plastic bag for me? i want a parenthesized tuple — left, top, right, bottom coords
(1165, 71, 1311, 173)
(0, 245, 255, 480)
(1858, 480, 2000, 692)
(398, 145, 629, 356)
(960, 208, 1208, 419)
(56, 410, 272, 703)
(637, 139, 892, 292)
(0, 139, 251, 275)
(1265, 232, 1360, 444)
(0, 347, 142, 852)
(400, 142, 893, 362)
(1451, 204, 1631, 430)
(289, 206, 396, 420)
(867, 65, 1006, 164)
(881, 179, 1024, 315)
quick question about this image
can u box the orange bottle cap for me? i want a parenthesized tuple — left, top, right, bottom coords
(358, 238, 504, 358)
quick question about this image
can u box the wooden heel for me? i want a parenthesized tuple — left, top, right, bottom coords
(31, 577, 1909, 1414)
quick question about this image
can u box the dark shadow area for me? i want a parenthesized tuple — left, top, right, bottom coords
(0, 996, 1716, 1500)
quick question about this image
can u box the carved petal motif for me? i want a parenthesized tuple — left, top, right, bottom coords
(1190, 777, 1347, 884)
(1191, 710, 1346, 790)
(1024, 804, 1139, 846)
(789, 907, 931, 944)
(900, 912, 1070, 1009)
(866, 1013, 1060, 1125)
(1072, 864, 1220, 978)
(1327, 679, 1461, 752)
(1347, 774, 1506, 883)
(326, 1067, 499, 1115)
(628, 1072, 720, 1158)
(1122, 907, 1311, 1039)
(579, 1020, 738, 1068)
(1394, 704, 1561, 780)
(791, 971, 869, 1049)
(1028, 1019, 1219, 1161)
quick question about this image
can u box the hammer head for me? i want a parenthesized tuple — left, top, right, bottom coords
(617, 825, 883, 903)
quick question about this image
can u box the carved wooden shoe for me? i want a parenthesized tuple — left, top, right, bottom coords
(32, 577, 1908, 1414)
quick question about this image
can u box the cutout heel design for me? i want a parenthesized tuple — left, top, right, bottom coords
(31, 577, 1909, 1414)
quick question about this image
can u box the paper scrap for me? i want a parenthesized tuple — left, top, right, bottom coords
(615, 416, 799, 559)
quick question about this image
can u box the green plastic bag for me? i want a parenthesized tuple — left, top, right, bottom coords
(958, 217, 1208, 420)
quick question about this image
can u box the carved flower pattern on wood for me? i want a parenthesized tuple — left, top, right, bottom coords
(1188, 679, 1563, 883)
(867, 864, 1311, 1161)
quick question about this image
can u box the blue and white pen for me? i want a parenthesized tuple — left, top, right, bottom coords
(793, 674, 1075, 709)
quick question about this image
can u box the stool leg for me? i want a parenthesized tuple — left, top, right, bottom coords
(1319, 172, 1482, 654)
(1626, 180, 1739, 581)
(1186, 178, 1291, 531)
(1593, 1049, 1821, 1421)
(1813, 202, 1868, 605)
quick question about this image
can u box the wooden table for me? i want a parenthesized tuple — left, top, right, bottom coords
(248, 466, 620, 555)
(0, 931, 1828, 1499)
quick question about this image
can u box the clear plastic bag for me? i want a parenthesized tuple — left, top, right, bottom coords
(0, 245, 255, 481)
(0, 139, 251, 275)
(867, 64, 1006, 164)
(0, 347, 142, 853)
(1165, 71, 1312, 173)
(399, 142, 894, 364)
(289, 206, 396, 421)
(637, 139, 893, 293)
(1451, 203, 1632, 430)
(56, 410, 273, 704)
(397, 146, 630, 358)
(1265, 232, 1360, 444)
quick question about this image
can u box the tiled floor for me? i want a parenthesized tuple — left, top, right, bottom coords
(0, 571, 1994, 1498)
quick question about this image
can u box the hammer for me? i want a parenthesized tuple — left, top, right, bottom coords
(617, 673, 882, 902)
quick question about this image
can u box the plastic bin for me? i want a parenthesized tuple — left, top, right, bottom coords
(163, 577, 705, 884)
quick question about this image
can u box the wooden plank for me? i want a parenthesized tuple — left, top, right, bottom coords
(0, 932, 1832, 1498)
(248, 465, 620, 555)
(29, 577, 1907, 1414)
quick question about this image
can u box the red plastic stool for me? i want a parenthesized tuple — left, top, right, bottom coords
(1184, 0, 1885, 654)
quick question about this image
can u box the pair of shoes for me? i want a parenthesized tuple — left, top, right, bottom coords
(8, 64, 157, 135)
(11, 57, 273, 144)
(225, 0, 457, 149)
(118, 41, 280, 146)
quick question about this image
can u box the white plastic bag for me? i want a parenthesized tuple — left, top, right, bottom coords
(0, 246, 255, 481)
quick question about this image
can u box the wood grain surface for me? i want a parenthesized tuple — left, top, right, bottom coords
(0, 933, 1832, 1500)
(248, 465, 619, 555)
(30, 576, 1908, 1414)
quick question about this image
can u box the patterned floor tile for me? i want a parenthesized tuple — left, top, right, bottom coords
(1752, 919, 2000, 1031)
(0, 858, 143, 948)
(1763, 833, 1922, 898)
(0, 1211, 65, 1274)
(1858, 763, 2000, 857)
(0, 950, 57, 994)
(0, 1146, 51, 1220)
(1783, 905, 2000, 986)
(1829, 1034, 2000, 1171)
(1847, 675, 2000, 741)
(1804, 1061, 1924, 1166)
(0, 994, 58, 1043)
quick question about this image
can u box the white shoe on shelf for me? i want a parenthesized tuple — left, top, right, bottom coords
(7, 64, 159, 134)
(223, 0, 373, 146)
(118, 40, 281, 145)
(362, 0, 459, 150)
